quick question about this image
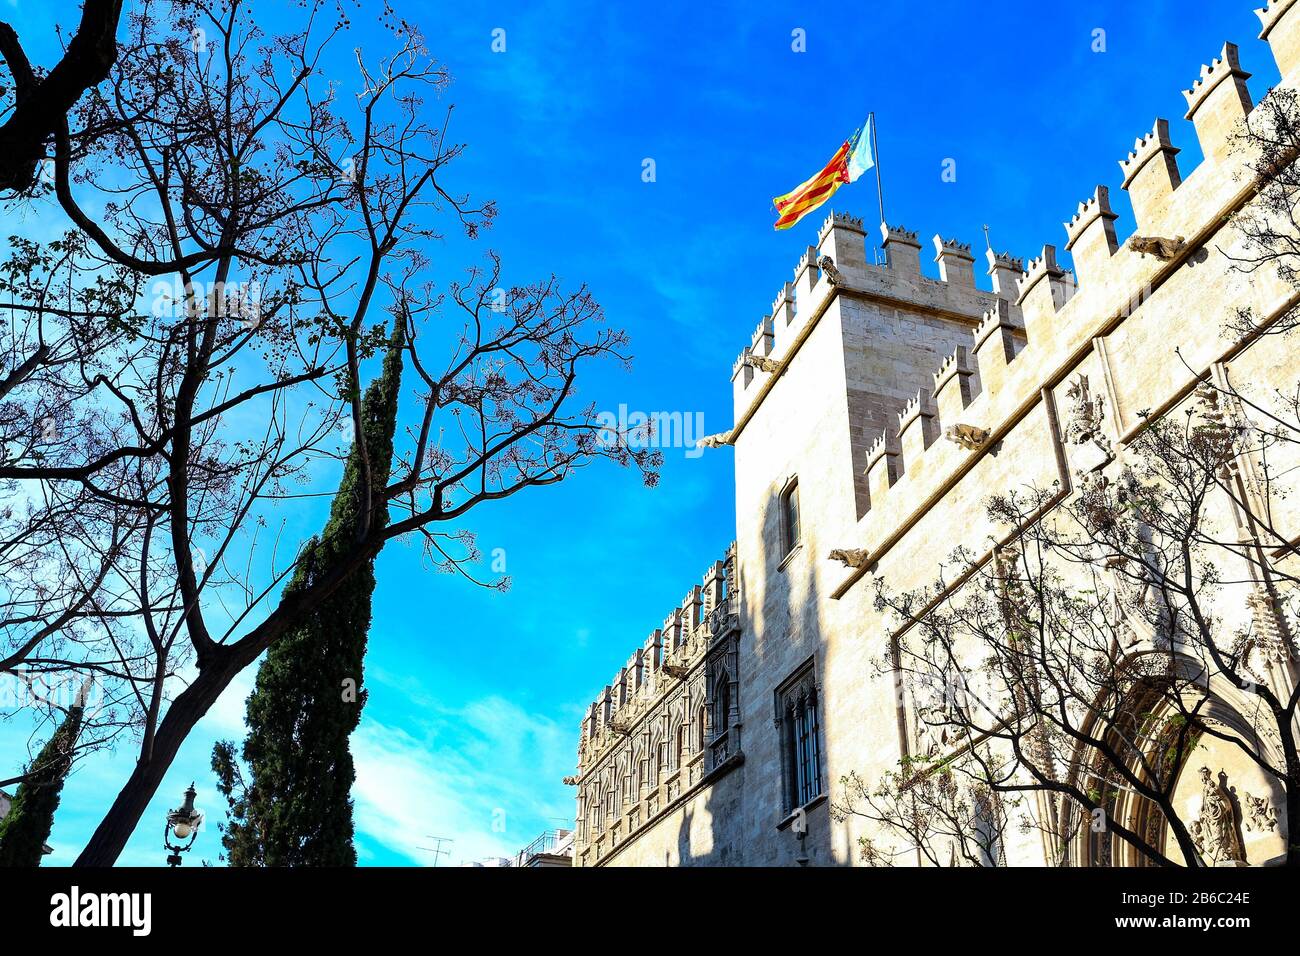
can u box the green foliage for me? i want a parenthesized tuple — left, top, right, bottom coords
(0, 703, 85, 867)
(212, 322, 404, 867)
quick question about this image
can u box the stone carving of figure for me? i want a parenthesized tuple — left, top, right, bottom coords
(1064, 375, 1107, 447)
(1195, 767, 1247, 865)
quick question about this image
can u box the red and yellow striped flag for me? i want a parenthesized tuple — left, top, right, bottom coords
(772, 139, 852, 231)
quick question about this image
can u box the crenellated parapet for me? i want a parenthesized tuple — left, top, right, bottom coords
(1120, 118, 1182, 229)
(933, 235, 976, 286)
(729, 216, 996, 412)
(1064, 186, 1119, 283)
(1016, 245, 1074, 341)
(1183, 42, 1253, 161)
(829, 0, 1300, 539)
(573, 544, 742, 863)
(986, 248, 1025, 299)
(577, 544, 739, 771)
(1259, 1, 1300, 77)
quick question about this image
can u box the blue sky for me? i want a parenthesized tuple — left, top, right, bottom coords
(0, 0, 1280, 865)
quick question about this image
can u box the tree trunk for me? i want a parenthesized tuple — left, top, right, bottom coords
(73, 647, 247, 866)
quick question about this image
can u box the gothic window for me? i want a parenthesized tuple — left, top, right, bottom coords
(636, 756, 647, 795)
(780, 478, 801, 557)
(656, 741, 666, 782)
(696, 705, 707, 751)
(716, 677, 731, 737)
(777, 663, 822, 811)
(675, 723, 687, 770)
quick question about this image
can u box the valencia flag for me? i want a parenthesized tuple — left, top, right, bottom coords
(772, 122, 874, 231)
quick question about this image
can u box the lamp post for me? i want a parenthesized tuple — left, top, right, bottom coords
(163, 782, 203, 867)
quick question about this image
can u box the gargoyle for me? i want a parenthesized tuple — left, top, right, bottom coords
(696, 432, 732, 449)
(743, 353, 782, 374)
(818, 255, 843, 286)
(562, 775, 578, 786)
(828, 548, 870, 569)
(943, 423, 990, 450)
(1126, 235, 1186, 260)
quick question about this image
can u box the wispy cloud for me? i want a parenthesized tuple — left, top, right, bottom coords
(352, 675, 574, 866)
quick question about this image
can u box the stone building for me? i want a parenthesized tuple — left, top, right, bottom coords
(570, 0, 1300, 867)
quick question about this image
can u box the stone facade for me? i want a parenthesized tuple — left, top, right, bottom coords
(571, 0, 1300, 867)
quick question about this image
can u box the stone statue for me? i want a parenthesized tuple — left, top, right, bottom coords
(818, 255, 843, 286)
(1195, 767, 1246, 865)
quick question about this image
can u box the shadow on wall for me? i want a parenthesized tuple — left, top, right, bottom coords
(667, 479, 837, 866)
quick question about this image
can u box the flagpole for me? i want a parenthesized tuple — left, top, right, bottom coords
(870, 111, 886, 229)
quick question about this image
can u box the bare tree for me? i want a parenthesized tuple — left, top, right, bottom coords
(0, 0, 657, 866)
(0, 0, 124, 193)
(836, 399, 1299, 867)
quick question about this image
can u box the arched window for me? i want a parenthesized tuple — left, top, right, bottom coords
(780, 478, 801, 557)
(715, 678, 731, 737)
(777, 664, 822, 811)
(696, 705, 707, 750)
(675, 723, 687, 770)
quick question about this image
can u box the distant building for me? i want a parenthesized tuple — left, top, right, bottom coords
(511, 829, 573, 868)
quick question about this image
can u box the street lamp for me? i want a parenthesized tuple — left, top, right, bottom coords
(164, 782, 203, 867)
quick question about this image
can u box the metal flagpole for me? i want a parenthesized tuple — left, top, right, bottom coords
(870, 111, 886, 229)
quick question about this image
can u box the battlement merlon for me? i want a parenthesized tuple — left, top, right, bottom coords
(1183, 42, 1254, 162)
(897, 387, 940, 465)
(771, 282, 795, 329)
(986, 248, 1025, 299)
(865, 429, 904, 510)
(933, 235, 976, 286)
(971, 297, 1026, 398)
(881, 223, 923, 273)
(751, 315, 775, 358)
(817, 212, 868, 277)
(1120, 118, 1183, 230)
(1016, 245, 1073, 340)
(1258, 1, 1300, 78)
(793, 244, 822, 305)
(932, 345, 977, 425)
(1064, 185, 1120, 283)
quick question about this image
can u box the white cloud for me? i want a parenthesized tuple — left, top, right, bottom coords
(351, 683, 575, 867)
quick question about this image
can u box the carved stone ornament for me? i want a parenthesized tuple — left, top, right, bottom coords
(1243, 791, 1278, 833)
(1064, 374, 1113, 474)
(828, 547, 870, 569)
(696, 432, 732, 449)
(818, 255, 843, 286)
(743, 353, 782, 374)
(943, 423, 990, 450)
(1126, 234, 1186, 260)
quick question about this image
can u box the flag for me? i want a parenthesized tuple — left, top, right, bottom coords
(848, 121, 874, 183)
(772, 120, 872, 231)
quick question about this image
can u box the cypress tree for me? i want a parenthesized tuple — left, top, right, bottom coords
(213, 322, 404, 866)
(0, 699, 85, 866)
